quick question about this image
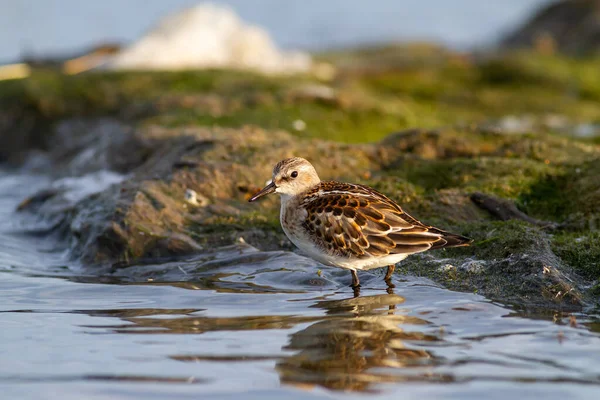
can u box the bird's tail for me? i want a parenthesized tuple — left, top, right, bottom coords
(430, 229, 473, 250)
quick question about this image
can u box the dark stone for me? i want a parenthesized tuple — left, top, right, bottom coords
(502, 0, 600, 55)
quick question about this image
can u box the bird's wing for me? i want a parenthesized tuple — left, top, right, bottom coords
(301, 182, 470, 258)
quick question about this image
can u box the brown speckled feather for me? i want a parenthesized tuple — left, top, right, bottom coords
(300, 181, 471, 259)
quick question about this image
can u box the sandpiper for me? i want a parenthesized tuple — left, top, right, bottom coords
(249, 157, 472, 289)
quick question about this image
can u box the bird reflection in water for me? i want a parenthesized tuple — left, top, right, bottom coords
(277, 289, 440, 392)
(79, 280, 443, 392)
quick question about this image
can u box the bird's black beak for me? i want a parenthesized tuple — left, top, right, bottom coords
(249, 181, 276, 202)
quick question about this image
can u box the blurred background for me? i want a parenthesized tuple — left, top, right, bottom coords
(0, 0, 552, 63)
(3, 0, 599, 145)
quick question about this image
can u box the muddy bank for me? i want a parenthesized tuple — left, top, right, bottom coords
(1, 48, 599, 309)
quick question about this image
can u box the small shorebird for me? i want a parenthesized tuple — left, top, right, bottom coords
(249, 157, 471, 290)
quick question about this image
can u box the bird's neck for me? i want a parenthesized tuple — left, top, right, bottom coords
(279, 193, 295, 207)
(279, 181, 320, 207)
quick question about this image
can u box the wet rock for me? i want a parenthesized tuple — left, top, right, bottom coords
(21, 43, 121, 72)
(471, 192, 557, 228)
(43, 124, 376, 265)
(15, 171, 125, 219)
(109, 243, 342, 293)
(8, 117, 599, 309)
(16, 189, 61, 213)
(3, 52, 600, 309)
(51, 119, 148, 175)
(399, 221, 586, 310)
(107, 4, 312, 74)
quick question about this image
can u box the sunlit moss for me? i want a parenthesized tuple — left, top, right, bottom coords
(552, 232, 600, 281)
(3, 50, 600, 144)
(518, 159, 600, 222)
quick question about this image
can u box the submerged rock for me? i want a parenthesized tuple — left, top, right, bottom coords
(108, 242, 342, 292)
(107, 4, 312, 74)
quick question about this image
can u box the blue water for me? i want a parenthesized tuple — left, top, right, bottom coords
(1, 169, 600, 399)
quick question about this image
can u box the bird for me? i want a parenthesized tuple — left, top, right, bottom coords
(249, 157, 472, 290)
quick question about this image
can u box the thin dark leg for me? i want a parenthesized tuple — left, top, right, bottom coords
(387, 286, 396, 313)
(384, 264, 395, 288)
(384, 265, 395, 281)
(350, 270, 360, 288)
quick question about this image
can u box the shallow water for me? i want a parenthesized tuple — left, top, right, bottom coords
(1, 169, 600, 399)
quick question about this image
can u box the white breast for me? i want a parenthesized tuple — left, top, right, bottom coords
(279, 196, 408, 271)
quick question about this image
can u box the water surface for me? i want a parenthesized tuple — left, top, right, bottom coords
(1, 169, 599, 399)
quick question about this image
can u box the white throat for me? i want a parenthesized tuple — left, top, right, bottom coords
(278, 192, 294, 205)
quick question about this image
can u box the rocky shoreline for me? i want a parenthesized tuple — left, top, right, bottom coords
(1, 45, 599, 310)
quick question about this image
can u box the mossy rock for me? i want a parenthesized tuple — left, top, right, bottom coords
(3, 49, 600, 155)
(518, 159, 600, 225)
(399, 220, 585, 309)
(3, 46, 600, 308)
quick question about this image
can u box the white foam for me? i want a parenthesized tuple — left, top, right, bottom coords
(51, 170, 126, 204)
(107, 3, 312, 74)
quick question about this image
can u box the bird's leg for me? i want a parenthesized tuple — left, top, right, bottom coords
(384, 264, 396, 288)
(386, 286, 396, 314)
(350, 270, 360, 288)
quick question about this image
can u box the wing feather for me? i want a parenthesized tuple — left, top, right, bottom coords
(301, 181, 471, 259)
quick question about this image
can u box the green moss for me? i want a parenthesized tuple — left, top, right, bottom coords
(477, 52, 600, 102)
(518, 160, 600, 223)
(149, 101, 407, 143)
(552, 232, 600, 280)
(360, 63, 472, 101)
(0, 69, 300, 119)
(394, 219, 586, 307)
(517, 171, 571, 221)
(397, 157, 559, 198)
(442, 220, 548, 260)
(191, 208, 280, 235)
(4, 50, 600, 146)
(590, 284, 600, 297)
(356, 50, 600, 126)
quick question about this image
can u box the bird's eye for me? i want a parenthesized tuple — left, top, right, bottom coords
(291, 171, 298, 178)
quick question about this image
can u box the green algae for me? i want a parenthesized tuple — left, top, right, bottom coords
(0, 69, 293, 118)
(150, 102, 406, 143)
(518, 159, 600, 224)
(477, 52, 600, 102)
(396, 220, 585, 308)
(396, 157, 559, 197)
(4, 50, 600, 145)
(353, 49, 600, 127)
(552, 232, 600, 281)
(448, 220, 549, 260)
